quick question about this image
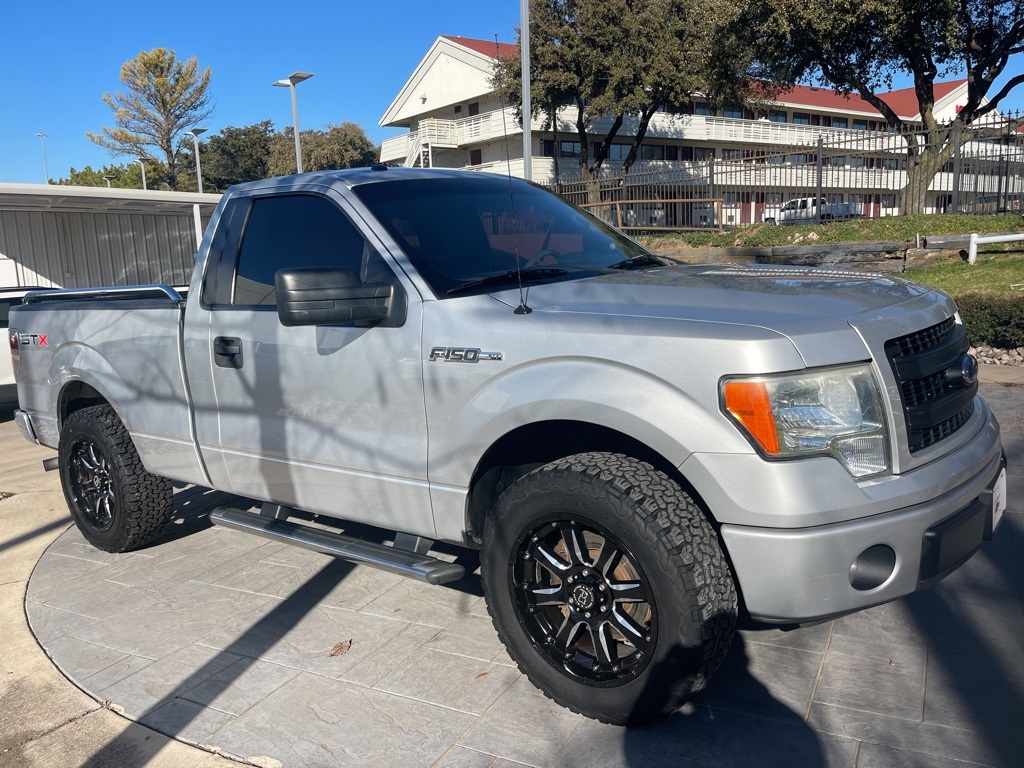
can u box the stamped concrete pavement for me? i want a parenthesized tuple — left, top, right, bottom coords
(1, 369, 1022, 768)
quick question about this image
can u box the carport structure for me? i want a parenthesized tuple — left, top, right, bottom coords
(0, 184, 221, 289)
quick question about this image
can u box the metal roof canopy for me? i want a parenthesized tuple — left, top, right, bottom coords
(0, 183, 222, 215)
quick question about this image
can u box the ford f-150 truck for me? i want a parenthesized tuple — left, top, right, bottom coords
(9, 168, 1007, 726)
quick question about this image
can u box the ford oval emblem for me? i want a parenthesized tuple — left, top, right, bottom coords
(944, 353, 978, 387)
(961, 353, 979, 385)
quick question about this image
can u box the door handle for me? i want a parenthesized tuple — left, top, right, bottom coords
(214, 336, 243, 369)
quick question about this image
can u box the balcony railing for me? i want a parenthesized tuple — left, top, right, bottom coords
(379, 108, 914, 164)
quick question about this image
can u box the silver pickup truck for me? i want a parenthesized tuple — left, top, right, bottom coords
(9, 168, 1007, 726)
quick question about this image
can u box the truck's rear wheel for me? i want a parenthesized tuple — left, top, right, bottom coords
(58, 405, 173, 552)
(480, 452, 737, 725)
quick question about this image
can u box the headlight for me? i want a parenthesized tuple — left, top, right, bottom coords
(722, 364, 889, 478)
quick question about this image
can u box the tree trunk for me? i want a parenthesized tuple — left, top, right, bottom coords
(900, 127, 957, 215)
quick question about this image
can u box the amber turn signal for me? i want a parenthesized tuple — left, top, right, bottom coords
(723, 380, 780, 454)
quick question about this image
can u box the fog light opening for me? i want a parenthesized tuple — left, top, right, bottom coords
(849, 545, 896, 591)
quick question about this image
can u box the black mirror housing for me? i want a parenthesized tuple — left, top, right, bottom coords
(275, 267, 398, 327)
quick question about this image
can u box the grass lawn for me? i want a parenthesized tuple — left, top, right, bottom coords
(639, 213, 1024, 249)
(903, 251, 1024, 298)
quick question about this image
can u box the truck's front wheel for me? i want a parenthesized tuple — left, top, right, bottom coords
(58, 405, 173, 552)
(480, 452, 737, 725)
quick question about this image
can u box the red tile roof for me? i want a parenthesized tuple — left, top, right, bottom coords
(441, 35, 517, 60)
(768, 80, 966, 120)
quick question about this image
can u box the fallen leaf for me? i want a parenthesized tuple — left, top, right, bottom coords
(475, 672, 489, 680)
(889, 659, 895, 667)
(330, 640, 353, 657)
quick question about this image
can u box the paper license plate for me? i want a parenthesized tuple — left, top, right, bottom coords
(992, 467, 1007, 534)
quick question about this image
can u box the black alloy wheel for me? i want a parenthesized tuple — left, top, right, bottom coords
(67, 438, 117, 532)
(512, 517, 656, 685)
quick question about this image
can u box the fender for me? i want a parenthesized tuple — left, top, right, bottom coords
(426, 357, 758, 541)
(44, 336, 205, 485)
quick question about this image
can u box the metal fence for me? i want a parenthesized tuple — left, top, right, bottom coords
(552, 110, 1024, 231)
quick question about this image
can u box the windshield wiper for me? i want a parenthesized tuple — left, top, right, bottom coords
(447, 267, 569, 296)
(605, 253, 670, 270)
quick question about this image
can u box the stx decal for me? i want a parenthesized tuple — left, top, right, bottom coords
(428, 346, 503, 363)
(18, 333, 48, 347)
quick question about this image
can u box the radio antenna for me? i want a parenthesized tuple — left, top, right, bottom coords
(495, 34, 531, 315)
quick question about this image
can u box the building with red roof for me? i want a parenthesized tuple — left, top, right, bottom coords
(380, 36, 1021, 220)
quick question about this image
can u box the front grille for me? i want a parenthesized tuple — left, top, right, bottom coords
(891, 316, 955, 357)
(886, 317, 976, 453)
(914, 402, 976, 452)
(901, 371, 946, 407)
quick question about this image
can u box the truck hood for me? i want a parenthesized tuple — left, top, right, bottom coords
(491, 264, 945, 366)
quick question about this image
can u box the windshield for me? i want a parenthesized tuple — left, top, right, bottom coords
(351, 174, 653, 297)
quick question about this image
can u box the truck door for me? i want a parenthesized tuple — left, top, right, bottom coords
(197, 189, 432, 535)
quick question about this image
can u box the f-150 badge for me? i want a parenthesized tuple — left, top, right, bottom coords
(429, 346, 503, 363)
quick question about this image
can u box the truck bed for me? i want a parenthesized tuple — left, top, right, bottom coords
(10, 285, 207, 485)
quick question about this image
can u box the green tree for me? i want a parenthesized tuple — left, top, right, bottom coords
(495, 0, 750, 188)
(740, 0, 1024, 213)
(88, 48, 214, 191)
(267, 122, 378, 176)
(55, 162, 156, 189)
(199, 121, 276, 191)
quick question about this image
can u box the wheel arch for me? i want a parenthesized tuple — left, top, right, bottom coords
(464, 419, 715, 547)
(58, 380, 114, 429)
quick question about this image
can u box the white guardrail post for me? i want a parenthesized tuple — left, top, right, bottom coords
(968, 231, 1024, 265)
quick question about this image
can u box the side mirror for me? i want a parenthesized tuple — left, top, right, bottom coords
(275, 267, 394, 327)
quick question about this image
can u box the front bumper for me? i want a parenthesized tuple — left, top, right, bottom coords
(709, 406, 1004, 623)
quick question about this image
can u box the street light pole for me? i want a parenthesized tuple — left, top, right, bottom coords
(103, 175, 115, 188)
(35, 133, 49, 184)
(272, 72, 314, 174)
(186, 127, 207, 193)
(136, 158, 148, 190)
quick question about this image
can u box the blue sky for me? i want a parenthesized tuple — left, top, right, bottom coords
(1, 0, 521, 184)
(2, 1, 1021, 185)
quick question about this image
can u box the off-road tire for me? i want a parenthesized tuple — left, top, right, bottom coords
(58, 404, 174, 552)
(480, 452, 737, 726)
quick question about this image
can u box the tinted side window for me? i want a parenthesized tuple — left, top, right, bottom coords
(233, 194, 392, 306)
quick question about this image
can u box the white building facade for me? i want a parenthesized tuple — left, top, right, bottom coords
(380, 36, 1022, 224)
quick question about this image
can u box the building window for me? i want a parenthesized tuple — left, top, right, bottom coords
(792, 113, 811, 125)
(832, 117, 848, 129)
(723, 106, 743, 119)
(789, 153, 809, 165)
(469, 149, 482, 166)
(454, 105, 462, 116)
(850, 156, 865, 168)
(606, 143, 631, 160)
(560, 141, 583, 158)
(694, 103, 715, 116)
(693, 147, 714, 161)
(853, 119, 868, 131)
(640, 144, 665, 160)
(882, 194, 897, 208)
(823, 155, 846, 166)
(665, 145, 679, 161)
(769, 110, 787, 123)
(722, 149, 743, 160)
(542, 140, 556, 157)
